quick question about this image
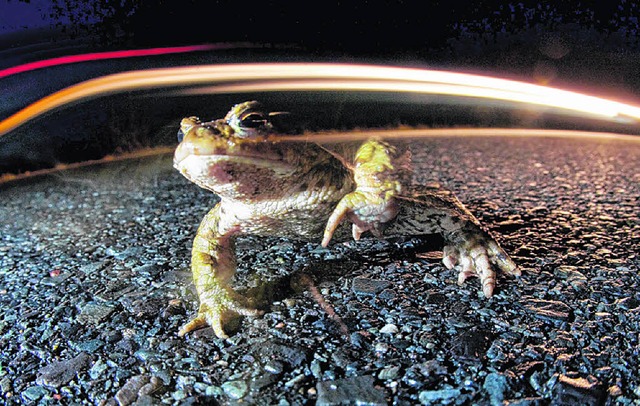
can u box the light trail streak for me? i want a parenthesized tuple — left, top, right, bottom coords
(2, 63, 640, 137)
(0, 44, 219, 79)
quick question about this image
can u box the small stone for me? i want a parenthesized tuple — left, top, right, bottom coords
(205, 385, 222, 396)
(310, 359, 323, 379)
(264, 360, 284, 374)
(21, 386, 49, 402)
(379, 288, 397, 300)
(89, 359, 109, 380)
(486, 340, 508, 363)
(176, 375, 196, 389)
(352, 277, 392, 295)
(316, 375, 386, 406)
(36, 352, 92, 387)
(419, 387, 462, 405)
(80, 261, 108, 274)
(374, 342, 390, 354)
(77, 302, 116, 324)
(251, 341, 310, 367)
(483, 372, 508, 405)
(615, 297, 639, 310)
(222, 380, 248, 400)
(139, 377, 164, 396)
(132, 263, 161, 276)
(121, 294, 165, 319)
(378, 365, 401, 380)
(115, 375, 150, 406)
(380, 324, 399, 334)
(0, 377, 12, 394)
(71, 339, 104, 353)
(551, 374, 605, 406)
(284, 374, 306, 388)
(554, 266, 587, 291)
(172, 390, 187, 401)
(134, 350, 158, 363)
(608, 385, 622, 397)
(523, 299, 572, 321)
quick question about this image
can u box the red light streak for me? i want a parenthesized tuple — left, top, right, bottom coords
(0, 44, 218, 79)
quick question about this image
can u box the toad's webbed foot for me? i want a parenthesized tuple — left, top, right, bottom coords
(443, 233, 519, 297)
(178, 288, 263, 339)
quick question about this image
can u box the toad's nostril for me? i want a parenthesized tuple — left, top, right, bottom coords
(177, 129, 185, 143)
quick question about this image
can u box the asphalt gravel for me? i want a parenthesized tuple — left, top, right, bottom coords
(1, 134, 639, 405)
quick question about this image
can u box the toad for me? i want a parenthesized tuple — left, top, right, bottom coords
(173, 101, 519, 338)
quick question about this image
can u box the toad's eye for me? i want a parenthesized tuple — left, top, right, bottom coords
(239, 112, 267, 129)
(177, 129, 185, 143)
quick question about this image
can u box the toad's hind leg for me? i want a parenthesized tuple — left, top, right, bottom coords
(391, 191, 519, 297)
(178, 203, 262, 339)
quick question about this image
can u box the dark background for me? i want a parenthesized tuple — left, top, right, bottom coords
(1, 0, 640, 175)
(4, 0, 640, 87)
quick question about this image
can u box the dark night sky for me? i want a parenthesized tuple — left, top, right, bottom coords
(2, 0, 638, 98)
(0, 0, 54, 33)
(2, 0, 636, 54)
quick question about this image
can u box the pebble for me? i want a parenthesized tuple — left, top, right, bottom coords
(21, 386, 49, 402)
(222, 380, 248, 400)
(483, 372, 508, 405)
(115, 375, 150, 406)
(523, 298, 572, 321)
(551, 374, 605, 406)
(418, 387, 462, 404)
(351, 277, 392, 295)
(554, 266, 588, 291)
(36, 352, 92, 387)
(378, 365, 401, 380)
(77, 302, 116, 324)
(251, 341, 310, 367)
(0, 377, 12, 394)
(264, 360, 284, 374)
(80, 261, 109, 274)
(71, 339, 105, 353)
(89, 358, 109, 379)
(380, 323, 399, 334)
(284, 374, 306, 388)
(316, 375, 386, 406)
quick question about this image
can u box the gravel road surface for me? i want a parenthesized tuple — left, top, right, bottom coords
(1, 134, 639, 405)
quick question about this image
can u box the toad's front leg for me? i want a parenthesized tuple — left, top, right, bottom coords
(322, 139, 518, 297)
(322, 139, 403, 246)
(178, 203, 262, 339)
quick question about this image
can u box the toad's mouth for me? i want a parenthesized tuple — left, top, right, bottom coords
(173, 137, 285, 167)
(174, 153, 292, 173)
(173, 144, 297, 185)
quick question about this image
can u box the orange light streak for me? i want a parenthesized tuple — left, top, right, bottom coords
(2, 63, 640, 137)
